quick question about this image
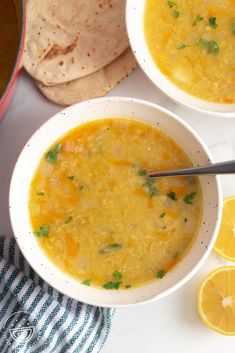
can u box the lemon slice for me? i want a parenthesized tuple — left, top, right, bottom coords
(214, 196, 235, 261)
(198, 266, 235, 335)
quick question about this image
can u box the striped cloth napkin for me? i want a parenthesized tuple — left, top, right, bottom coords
(0, 237, 115, 353)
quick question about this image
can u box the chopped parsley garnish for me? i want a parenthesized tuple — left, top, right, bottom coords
(172, 10, 180, 18)
(208, 17, 218, 29)
(184, 218, 188, 223)
(157, 269, 165, 279)
(103, 281, 121, 289)
(135, 166, 157, 197)
(100, 243, 122, 254)
(193, 14, 204, 26)
(67, 176, 75, 181)
(113, 271, 123, 280)
(53, 144, 62, 153)
(34, 224, 49, 237)
(184, 192, 196, 204)
(81, 279, 91, 286)
(197, 38, 219, 55)
(45, 143, 62, 164)
(64, 216, 73, 224)
(125, 285, 132, 289)
(133, 164, 147, 176)
(160, 212, 166, 218)
(232, 23, 235, 34)
(45, 151, 57, 164)
(37, 191, 45, 196)
(173, 251, 180, 259)
(167, 1, 176, 8)
(143, 180, 157, 198)
(138, 169, 147, 176)
(167, 191, 177, 201)
(177, 43, 188, 49)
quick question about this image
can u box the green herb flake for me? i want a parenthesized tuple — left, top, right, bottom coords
(232, 23, 235, 34)
(177, 43, 188, 49)
(103, 281, 121, 289)
(197, 38, 219, 55)
(64, 216, 73, 224)
(45, 151, 58, 164)
(184, 218, 188, 223)
(208, 17, 218, 29)
(157, 269, 165, 279)
(79, 184, 84, 191)
(37, 191, 45, 196)
(113, 271, 123, 280)
(172, 10, 180, 18)
(100, 243, 122, 254)
(193, 14, 204, 26)
(34, 224, 49, 237)
(133, 164, 147, 177)
(81, 279, 91, 286)
(53, 144, 62, 153)
(184, 192, 196, 204)
(167, 1, 176, 8)
(45, 143, 63, 164)
(143, 180, 157, 198)
(167, 191, 177, 201)
(160, 212, 166, 218)
(138, 169, 147, 176)
(125, 284, 132, 289)
(67, 176, 75, 181)
(173, 251, 180, 259)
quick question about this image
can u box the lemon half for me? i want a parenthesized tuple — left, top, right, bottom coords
(198, 266, 235, 335)
(214, 196, 235, 262)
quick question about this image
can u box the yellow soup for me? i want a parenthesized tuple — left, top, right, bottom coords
(144, 0, 235, 103)
(29, 119, 202, 289)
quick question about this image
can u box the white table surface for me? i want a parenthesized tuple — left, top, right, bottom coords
(0, 68, 235, 353)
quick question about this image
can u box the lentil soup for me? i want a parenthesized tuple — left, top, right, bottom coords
(144, 0, 235, 103)
(29, 118, 202, 289)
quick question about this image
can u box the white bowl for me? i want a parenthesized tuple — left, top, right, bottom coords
(9, 97, 222, 307)
(126, 0, 235, 117)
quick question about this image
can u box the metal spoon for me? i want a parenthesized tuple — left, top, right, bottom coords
(148, 160, 235, 178)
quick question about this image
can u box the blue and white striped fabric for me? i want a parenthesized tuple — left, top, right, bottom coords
(0, 237, 115, 353)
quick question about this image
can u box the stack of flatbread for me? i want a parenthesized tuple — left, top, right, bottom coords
(23, 0, 137, 106)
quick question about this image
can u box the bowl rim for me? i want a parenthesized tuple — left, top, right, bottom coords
(126, 0, 235, 117)
(9, 97, 223, 307)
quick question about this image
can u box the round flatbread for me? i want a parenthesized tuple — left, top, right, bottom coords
(36, 49, 137, 106)
(23, 0, 129, 86)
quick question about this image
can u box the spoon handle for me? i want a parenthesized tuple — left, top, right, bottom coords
(148, 160, 235, 178)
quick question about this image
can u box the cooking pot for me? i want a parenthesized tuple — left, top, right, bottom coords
(0, 0, 26, 122)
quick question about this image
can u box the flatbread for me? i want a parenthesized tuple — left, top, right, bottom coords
(36, 49, 137, 106)
(23, 0, 129, 86)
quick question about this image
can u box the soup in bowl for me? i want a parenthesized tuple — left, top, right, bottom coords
(9, 97, 222, 307)
(126, 0, 235, 115)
